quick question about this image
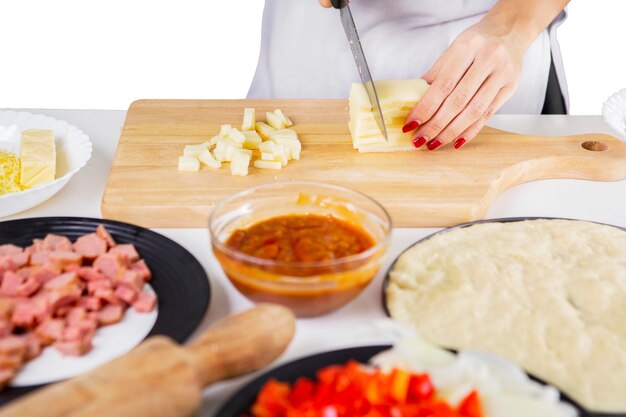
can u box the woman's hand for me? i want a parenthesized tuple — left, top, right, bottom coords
(403, 24, 523, 151)
(403, 0, 569, 150)
(318, 0, 333, 7)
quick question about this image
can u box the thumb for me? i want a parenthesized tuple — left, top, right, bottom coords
(319, 0, 333, 7)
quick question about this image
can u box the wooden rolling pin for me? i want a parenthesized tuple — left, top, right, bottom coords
(0, 304, 296, 417)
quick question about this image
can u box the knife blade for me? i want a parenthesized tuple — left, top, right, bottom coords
(334, 1, 388, 141)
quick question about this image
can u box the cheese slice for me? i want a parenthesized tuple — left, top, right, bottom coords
(20, 129, 56, 188)
(349, 79, 429, 153)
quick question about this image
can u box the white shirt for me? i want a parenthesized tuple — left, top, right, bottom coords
(248, 1, 568, 114)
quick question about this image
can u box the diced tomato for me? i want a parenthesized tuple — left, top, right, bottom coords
(458, 390, 483, 417)
(288, 378, 315, 406)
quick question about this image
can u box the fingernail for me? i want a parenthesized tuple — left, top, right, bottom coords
(402, 120, 420, 133)
(412, 136, 427, 148)
(426, 139, 442, 151)
(454, 137, 467, 149)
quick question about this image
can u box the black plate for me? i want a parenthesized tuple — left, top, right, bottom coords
(0, 216, 211, 404)
(382, 217, 626, 417)
(216, 345, 592, 417)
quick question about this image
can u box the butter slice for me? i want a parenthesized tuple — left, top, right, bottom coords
(20, 129, 56, 188)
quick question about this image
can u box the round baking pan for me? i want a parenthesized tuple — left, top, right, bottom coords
(382, 216, 626, 417)
(216, 345, 591, 417)
(0, 217, 211, 404)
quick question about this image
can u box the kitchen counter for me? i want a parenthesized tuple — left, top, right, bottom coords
(3, 110, 626, 416)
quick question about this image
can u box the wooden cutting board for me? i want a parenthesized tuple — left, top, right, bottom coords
(102, 99, 626, 228)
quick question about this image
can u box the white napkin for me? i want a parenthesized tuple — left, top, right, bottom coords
(602, 88, 626, 142)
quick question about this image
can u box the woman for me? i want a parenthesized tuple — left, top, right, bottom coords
(248, 0, 569, 150)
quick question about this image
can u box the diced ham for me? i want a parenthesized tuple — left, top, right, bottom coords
(11, 297, 49, 329)
(77, 296, 102, 312)
(9, 253, 29, 270)
(109, 244, 140, 265)
(73, 233, 107, 260)
(44, 272, 79, 290)
(54, 339, 92, 356)
(0, 368, 15, 388)
(96, 225, 116, 248)
(31, 265, 60, 285)
(93, 289, 121, 306)
(114, 285, 137, 304)
(0, 319, 12, 337)
(23, 333, 42, 360)
(24, 239, 44, 255)
(46, 287, 82, 311)
(87, 280, 112, 295)
(0, 299, 14, 319)
(133, 292, 156, 313)
(42, 234, 73, 252)
(0, 353, 24, 370)
(97, 304, 123, 326)
(0, 271, 24, 297)
(0, 224, 156, 387)
(117, 270, 143, 293)
(77, 267, 106, 282)
(30, 251, 51, 266)
(15, 277, 41, 298)
(0, 245, 22, 257)
(131, 260, 152, 282)
(44, 274, 82, 310)
(35, 319, 65, 345)
(49, 251, 82, 268)
(0, 336, 27, 356)
(93, 253, 124, 280)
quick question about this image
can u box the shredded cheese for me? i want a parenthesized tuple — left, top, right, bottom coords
(0, 149, 25, 195)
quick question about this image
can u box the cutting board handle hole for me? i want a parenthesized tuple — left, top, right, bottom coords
(581, 141, 608, 152)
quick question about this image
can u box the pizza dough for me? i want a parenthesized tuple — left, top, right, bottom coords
(386, 219, 626, 413)
(349, 79, 429, 153)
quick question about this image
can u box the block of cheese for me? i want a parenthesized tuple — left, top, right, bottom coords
(349, 79, 429, 153)
(20, 129, 56, 188)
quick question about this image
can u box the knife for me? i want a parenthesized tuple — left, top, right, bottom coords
(332, 0, 388, 141)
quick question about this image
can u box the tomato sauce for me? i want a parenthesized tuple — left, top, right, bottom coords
(216, 214, 383, 317)
(225, 214, 376, 263)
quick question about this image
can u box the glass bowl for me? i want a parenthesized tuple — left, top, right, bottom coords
(209, 181, 392, 317)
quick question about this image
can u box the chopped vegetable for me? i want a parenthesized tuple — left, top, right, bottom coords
(244, 361, 484, 417)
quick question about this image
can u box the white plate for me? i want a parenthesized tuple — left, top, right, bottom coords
(602, 88, 626, 142)
(0, 111, 92, 217)
(10, 286, 158, 387)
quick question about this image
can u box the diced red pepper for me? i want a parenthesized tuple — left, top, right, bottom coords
(408, 374, 435, 402)
(458, 390, 483, 417)
(246, 364, 483, 417)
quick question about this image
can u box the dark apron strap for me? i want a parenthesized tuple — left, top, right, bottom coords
(541, 54, 567, 115)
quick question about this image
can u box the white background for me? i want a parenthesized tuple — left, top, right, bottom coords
(0, 1, 624, 114)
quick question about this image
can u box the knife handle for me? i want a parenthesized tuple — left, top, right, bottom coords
(331, 0, 346, 9)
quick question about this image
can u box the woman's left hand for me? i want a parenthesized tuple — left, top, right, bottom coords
(402, 22, 526, 150)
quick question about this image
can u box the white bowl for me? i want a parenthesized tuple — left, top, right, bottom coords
(0, 111, 92, 217)
(602, 88, 626, 142)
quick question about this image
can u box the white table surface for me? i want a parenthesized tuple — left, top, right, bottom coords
(3, 110, 626, 416)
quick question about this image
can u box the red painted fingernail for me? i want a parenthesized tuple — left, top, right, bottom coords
(454, 137, 467, 149)
(426, 139, 442, 151)
(412, 136, 427, 148)
(402, 120, 420, 133)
